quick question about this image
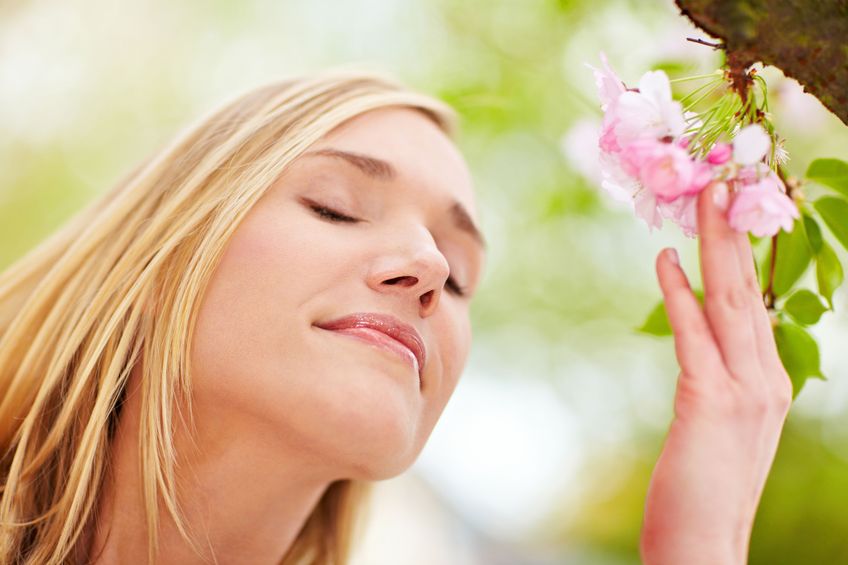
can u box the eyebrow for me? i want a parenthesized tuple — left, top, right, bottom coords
(303, 148, 487, 251)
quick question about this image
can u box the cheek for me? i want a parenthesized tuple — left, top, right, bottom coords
(186, 193, 478, 480)
(189, 207, 338, 422)
(198, 201, 364, 342)
(444, 313, 472, 388)
(396, 309, 471, 469)
(423, 309, 472, 417)
(187, 206, 425, 477)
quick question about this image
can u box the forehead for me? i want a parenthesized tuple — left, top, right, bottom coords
(308, 107, 478, 218)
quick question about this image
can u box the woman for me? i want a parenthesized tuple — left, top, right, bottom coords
(0, 69, 791, 564)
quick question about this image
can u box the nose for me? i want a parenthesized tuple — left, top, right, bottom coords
(366, 231, 451, 317)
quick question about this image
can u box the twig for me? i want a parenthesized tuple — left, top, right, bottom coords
(764, 234, 778, 309)
(763, 166, 793, 310)
(686, 37, 725, 49)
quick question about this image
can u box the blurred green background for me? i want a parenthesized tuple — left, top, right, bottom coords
(2, 0, 848, 563)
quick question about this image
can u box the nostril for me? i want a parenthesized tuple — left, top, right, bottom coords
(420, 290, 434, 307)
(384, 276, 418, 287)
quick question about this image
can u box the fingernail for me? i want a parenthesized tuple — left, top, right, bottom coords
(712, 182, 728, 211)
(667, 248, 679, 265)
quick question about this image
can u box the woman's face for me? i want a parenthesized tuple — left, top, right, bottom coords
(190, 107, 485, 480)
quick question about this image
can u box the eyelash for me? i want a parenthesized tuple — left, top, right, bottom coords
(307, 202, 469, 297)
(308, 202, 358, 223)
(446, 278, 468, 297)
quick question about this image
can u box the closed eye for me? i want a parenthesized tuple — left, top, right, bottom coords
(305, 199, 469, 298)
(445, 275, 467, 297)
(305, 201, 359, 223)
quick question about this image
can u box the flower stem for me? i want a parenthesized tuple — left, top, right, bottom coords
(681, 79, 727, 111)
(763, 166, 793, 310)
(669, 71, 724, 84)
(764, 234, 778, 309)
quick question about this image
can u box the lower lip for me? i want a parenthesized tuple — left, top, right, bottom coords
(322, 327, 421, 383)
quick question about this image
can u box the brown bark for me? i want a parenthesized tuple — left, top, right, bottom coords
(676, 0, 848, 126)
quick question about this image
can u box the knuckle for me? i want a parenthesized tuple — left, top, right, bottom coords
(732, 378, 792, 420)
(745, 391, 770, 418)
(707, 283, 761, 311)
(773, 376, 794, 412)
(774, 392, 793, 415)
(729, 379, 769, 418)
(743, 275, 763, 300)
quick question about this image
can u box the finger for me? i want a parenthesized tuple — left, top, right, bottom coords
(720, 221, 792, 522)
(734, 231, 788, 389)
(697, 182, 763, 383)
(656, 248, 725, 378)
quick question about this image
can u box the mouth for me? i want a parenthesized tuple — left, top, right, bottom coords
(314, 312, 426, 387)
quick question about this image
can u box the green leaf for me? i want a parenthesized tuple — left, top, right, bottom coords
(782, 289, 827, 325)
(816, 241, 844, 309)
(806, 158, 848, 199)
(814, 196, 848, 253)
(774, 322, 825, 399)
(802, 211, 844, 309)
(772, 220, 813, 296)
(802, 212, 823, 254)
(637, 300, 672, 336)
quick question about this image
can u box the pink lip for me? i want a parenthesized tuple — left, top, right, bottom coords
(315, 312, 426, 386)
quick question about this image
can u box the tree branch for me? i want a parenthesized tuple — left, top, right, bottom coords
(676, 0, 848, 126)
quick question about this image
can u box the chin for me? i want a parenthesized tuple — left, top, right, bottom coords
(344, 446, 420, 481)
(315, 383, 424, 480)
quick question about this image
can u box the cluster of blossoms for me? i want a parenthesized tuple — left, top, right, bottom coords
(589, 53, 799, 238)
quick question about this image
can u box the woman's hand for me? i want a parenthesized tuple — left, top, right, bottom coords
(640, 182, 793, 564)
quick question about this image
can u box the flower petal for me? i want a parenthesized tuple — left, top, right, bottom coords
(586, 51, 626, 111)
(638, 70, 673, 104)
(733, 124, 771, 166)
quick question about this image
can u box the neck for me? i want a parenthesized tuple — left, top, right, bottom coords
(88, 365, 337, 564)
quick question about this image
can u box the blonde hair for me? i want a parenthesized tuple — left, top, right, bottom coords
(0, 67, 458, 564)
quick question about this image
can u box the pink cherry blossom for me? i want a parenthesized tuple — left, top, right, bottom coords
(734, 162, 786, 185)
(599, 151, 638, 203)
(634, 186, 664, 232)
(707, 142, 732, 165)
(619, 138, 713, 202)
(585, 51, 626, 112)
(659, 192, 699, 238)
(587, 52, 802, 240)
(727, 172, 800, 237)
(612, 70, 686, 145)
(599, 113, 622, 153)
(592, 56, 686, 156)
(588, 53, 730, 237)
(599, 151, 665, 231)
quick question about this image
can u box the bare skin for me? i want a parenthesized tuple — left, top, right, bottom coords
(642, 181, 793, 564)
(88, 107, 486, 564)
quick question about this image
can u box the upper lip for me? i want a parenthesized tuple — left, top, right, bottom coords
(315, 312, 426, 378)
